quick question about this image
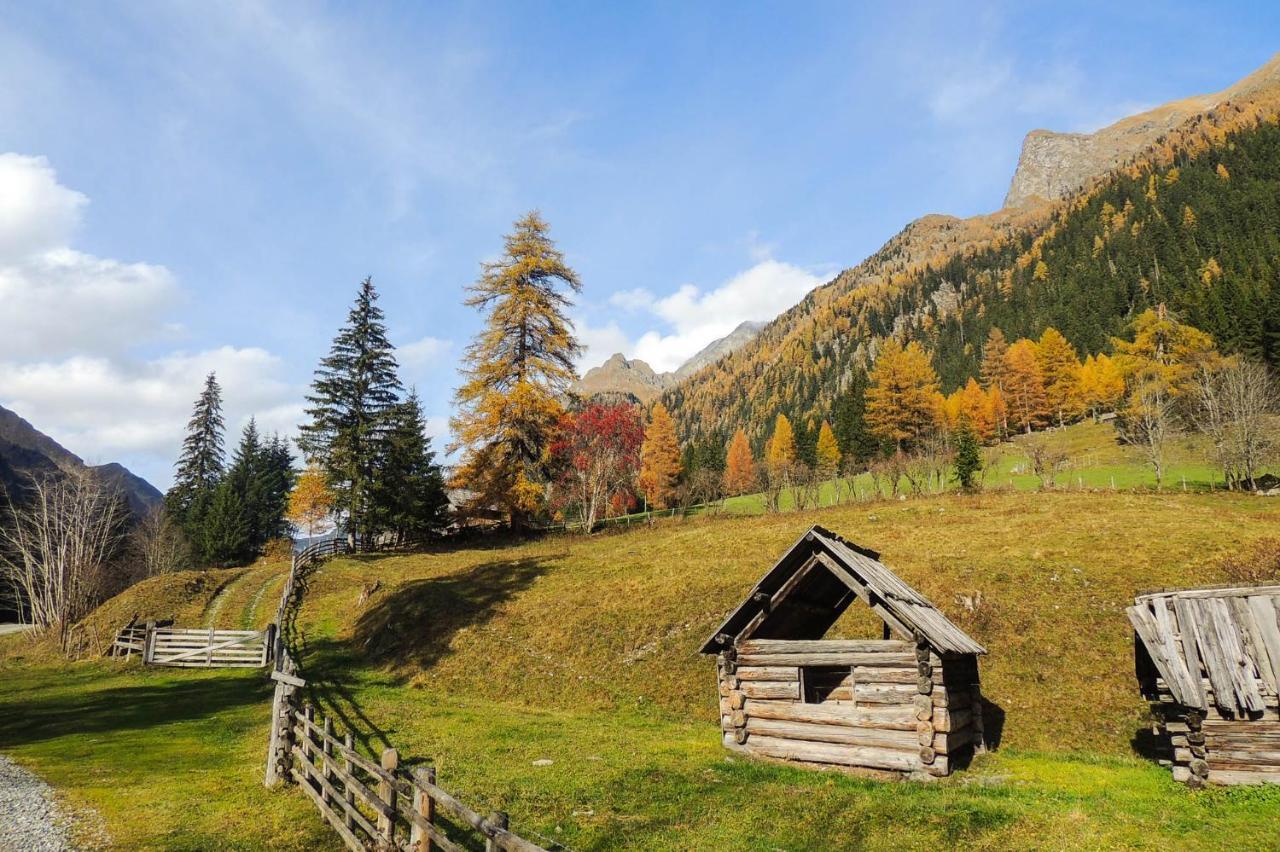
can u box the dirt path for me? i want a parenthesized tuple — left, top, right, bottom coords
(0, 624, 34, 638)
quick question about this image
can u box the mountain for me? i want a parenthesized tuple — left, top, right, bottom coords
(574, 320, 766, 402)
(0, 403, 162, 515)
(661, 54, 1280, 447)
(1005, 53, 1280, 207)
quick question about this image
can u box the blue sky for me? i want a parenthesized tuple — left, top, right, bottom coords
(0, 2, 1276, 489)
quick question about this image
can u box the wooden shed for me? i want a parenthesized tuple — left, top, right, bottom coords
(700, 525, 987, 779)
(1128, 584, 1280, 786)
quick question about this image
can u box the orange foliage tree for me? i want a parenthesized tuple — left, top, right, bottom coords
(638, 402, 681, 509)
(866, 339, 940, 451)
(1035, 327, 1082, 425)
(1002, 339, 1049, 433)
(722, 428, 758, 496)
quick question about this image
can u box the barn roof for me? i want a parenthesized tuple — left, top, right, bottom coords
(1128, 584, 1280, 715)
(699, 525, 986, 657)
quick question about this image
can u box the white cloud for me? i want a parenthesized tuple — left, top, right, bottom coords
(634, 260, 824, 373)
(571, 316, 633, 371)
(399, 335, 452, 367)
(0, 153, 299, 488)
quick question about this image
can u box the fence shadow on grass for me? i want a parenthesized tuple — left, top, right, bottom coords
(0, 672, 268, 749)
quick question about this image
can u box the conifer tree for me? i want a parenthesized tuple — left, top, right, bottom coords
(298, 278, 403, 543)
(202, 478, 250, 567)
(766, 414, 798, 475)
(980, 328, 1011, 392)
(815, 420, 841, 479)
(1078, 353, 1125, 419)
(865, 339, 940, 451)
(952, 425, 982, 491)
(638, 402, 681, 510)
(833, 367, 878, 465)
(166, 373, 226, 534)
(451, 212, 581, 530)
(956, 378, 996, 442)
(371, 390, 448, 542)
(722, 428, 758, 496)
(1035, 327, 1082, 426)
(1003, 339, 1049, 433)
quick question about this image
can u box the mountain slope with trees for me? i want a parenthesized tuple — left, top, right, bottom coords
(663, 66, 1280, 456)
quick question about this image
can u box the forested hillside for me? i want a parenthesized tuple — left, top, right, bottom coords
(664, 98, 1280, 451)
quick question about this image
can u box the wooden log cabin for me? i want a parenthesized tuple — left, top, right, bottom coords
(700, 525, 987, 779)
(1128, 584, 1280, 786)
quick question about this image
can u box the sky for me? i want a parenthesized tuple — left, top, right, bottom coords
(0, 1, 1277, 490)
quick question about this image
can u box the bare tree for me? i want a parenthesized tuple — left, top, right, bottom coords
(0, 470, 128, 650)
(128, 506, 191, 578)
(1020, 434, 1070, 490)
(1117, 380, 1175, 489)
(1191, 359, 1277, 489)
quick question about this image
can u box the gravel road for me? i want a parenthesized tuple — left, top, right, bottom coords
(0, 624, 34, 637)
(0, 755, 73, 852)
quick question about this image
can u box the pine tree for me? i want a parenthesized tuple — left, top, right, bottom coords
(833, 367, 878, 465)
(1263, 278, 1280, 366)
(722, 428, 758, 496)
(980, 328, 1011, 392)
(1003, 339, 1049, 433)
(865, 339, 940, 451)
(1035, 327, 1082, 426)
(298, 278, 403, 544)
(765, 413, 798, 476)
(225, 418, 263, 560)
(815, 420, 841, 479)
(952, 425, 982, 491)
(371, 390, 448, 542)
(451, 212, 581, 530)
(638, 402, 681, 509)
(166, 373, 226, 537)
(202, 478, 250, 567)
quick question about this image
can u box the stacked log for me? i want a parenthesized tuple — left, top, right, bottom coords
(716, 638, 982, 778)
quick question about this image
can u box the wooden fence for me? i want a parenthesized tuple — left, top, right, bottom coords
(110, 620, 273, 668)
(266, 536, 545, 851)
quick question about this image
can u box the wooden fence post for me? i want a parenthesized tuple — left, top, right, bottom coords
(342, 733, 355, 831)
(207, 626, 215, 667)
(143, 622, 156, 664)
(410, 766, 436, 852)
(322, 717, 334, 809)
(379, 748, 399, 847)
(485, 811, 509, 852)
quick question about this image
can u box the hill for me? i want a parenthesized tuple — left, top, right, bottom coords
(0, 403, 162, 515)
(663, 55, 1280, 448)
(12, 490, 1278, 848)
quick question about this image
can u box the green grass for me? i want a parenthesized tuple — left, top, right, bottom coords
(5, 484, 1280, 848)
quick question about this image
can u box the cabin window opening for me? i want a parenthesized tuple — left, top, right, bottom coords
(801, 665, 851, 704)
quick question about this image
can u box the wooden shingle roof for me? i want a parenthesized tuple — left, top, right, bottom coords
(1128, 585, 1280, 714)
(700, 525, 986, 657)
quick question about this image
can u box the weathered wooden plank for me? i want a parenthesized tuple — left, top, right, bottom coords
(744, 699, 917, 730)
(737, 652, 916, 667)
(854, 683, 917, 704)
(743, 734, 919, 771)
(737, 639, 913, 655)
(740, 681, 800, 700)
(745, 717, 918, 749)
(1246, 596, 1280, 694)
(1172, 597, 1209, 709)
(736, 666, 799, 682)
(932, 706, 972, 732)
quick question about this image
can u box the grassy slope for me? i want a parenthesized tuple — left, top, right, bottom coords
(5, 490, 1280, 848)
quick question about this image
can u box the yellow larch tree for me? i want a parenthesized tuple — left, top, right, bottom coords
(765, 413, 798, 478)
(1035, 327, 1082, 425)
(450, 211, 581, 530)
(1077, 353, 1125, 419)
(815, 420, 841, 479)
(1003, 339, 1049, 433)
(956, 377, 996, 443)
(638, 402, 681, 509)
(865, 339, 940, 451)
(287, 463, 336, 539)
(722, 428, 758, 496)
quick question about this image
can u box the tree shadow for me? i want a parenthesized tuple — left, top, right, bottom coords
(0, 674, 269, 749)
(295, 555, 553, 756)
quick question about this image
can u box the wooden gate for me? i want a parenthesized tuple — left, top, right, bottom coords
(111, 623, 273, 668)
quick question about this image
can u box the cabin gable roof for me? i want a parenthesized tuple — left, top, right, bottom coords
(1128, 584, 1280, 715)
(700, 525, 986, 657)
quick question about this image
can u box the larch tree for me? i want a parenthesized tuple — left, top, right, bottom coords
(451, 212, 581, 531)
(1002, 339, 1049, 433)
(1113, 306, 1220, 488)
(956, 378, 996, 442)
(288, 463, 335, 540)
(166, 372, 226, 538)
(1078, 353, 1125, 419)
(865, 339, 940, 451)
(980, 328, 1011, 392)
(1035, 327, 1082, 426)
(722, 428, 758, 496)
(638, 402, 681, 510)
(765, 413, 798, 477)
(815, 420, 842, 479)
(299, 278, 403, 544)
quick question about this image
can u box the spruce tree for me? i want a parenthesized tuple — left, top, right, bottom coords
(299, 278, 403, 544)
(953, 425, 982, 491)
(202, 479, 251, 567)
(371, 390, 448, 542)
(451, 212, 581, 530)
(166, 372, 226, 551)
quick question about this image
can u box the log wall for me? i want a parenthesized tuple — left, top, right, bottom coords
(717, 638, 983, 778)
(1144, 673, 1280, 786)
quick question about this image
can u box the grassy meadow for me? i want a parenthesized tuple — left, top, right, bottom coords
(5, 485, 1280, 849)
